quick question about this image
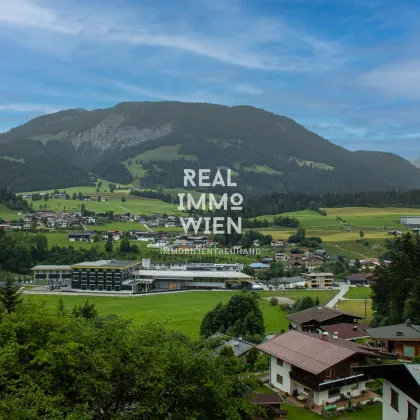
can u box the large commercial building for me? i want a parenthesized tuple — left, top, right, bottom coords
(70, 260, 141, 292)
(30, 259, 251, 294)
(31, 265, 72, 285)
(131, 269, 252, 292)
(401, 216, 420, 227)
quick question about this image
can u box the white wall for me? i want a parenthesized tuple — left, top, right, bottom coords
(270, 356, 292, 393)
(383, 379, 420, 420)
(313, 381, 366, 406)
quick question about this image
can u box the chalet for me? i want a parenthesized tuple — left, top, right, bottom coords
(313, 250, 327, 258)
(353, 363, 420, 420)
(258, 331, 379, 407)
(214, 339, 254, 360)
(346, 274, 369, 286)
(165, 222, 177, 228)
(252, 239, 261, 247)
(83, 196, 92, 201)
(286, 306, 363, 332)
(68, 232, 94, 242)
(321, 323, 370, 341)
(260, 256, 274, 264)
(366, 319, 420, 360)
(271, 240, 284, 247)
(303, 272, 334, 288)
(388, 230, 402, 236)
(275, 251, 289, 262)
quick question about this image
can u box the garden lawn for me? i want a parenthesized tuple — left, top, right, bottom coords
(283, 404, 381, 419)
(24, 290, 337, 338)
(344, 287, 372, 299)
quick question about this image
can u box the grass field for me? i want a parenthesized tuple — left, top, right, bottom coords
(0, 203, 24, 221)
(336, 299, 372, 323)
(25, 290, 337, 338)
(257, 207, 420, 230)
(284, 403, 381, 419)
(344, 287, 372, 299)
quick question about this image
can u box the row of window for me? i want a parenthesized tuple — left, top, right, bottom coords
(391, 388, 417, 420)
(79, 285, 121, 291)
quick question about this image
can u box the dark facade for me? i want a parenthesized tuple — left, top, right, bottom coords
(70, 261, 140, 292)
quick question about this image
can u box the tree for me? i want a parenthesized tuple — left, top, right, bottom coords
(359, 231, 365, 239)
(72, 300, 98, 320)
(0, 303, 260, 419)
(246, 347, 259, 365)
(72, 192, 77, 200)
(121, 196, 126, 203)
(119, 238, 131, 253)
(0, 272, 23, 313)
(105, 239, 113, 253)
(270, 297, 278, 306)
(200, 291, 264, 338)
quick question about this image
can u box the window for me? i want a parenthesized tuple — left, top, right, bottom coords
(114, 286, 120, 291)
(106, 277, 113, 283)
(404, 346, 415, 358)
(277, 358, 283, 367)
(391, 388, 399, 412)
(408, 402, 417, 420)
(326, 367, 336, 380)
(89, 284, 95, 290)
(81, 276, 87, 282)
(276, 374, 283, 385)
(328, 388, 341, 398)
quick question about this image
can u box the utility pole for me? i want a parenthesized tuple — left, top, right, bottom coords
(365, 298, 367, 322)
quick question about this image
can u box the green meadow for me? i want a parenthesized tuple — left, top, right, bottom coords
(25, 290, 337, 338)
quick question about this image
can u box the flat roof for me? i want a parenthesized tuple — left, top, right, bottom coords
(71, 260, 140, 269)
(31, 265, 71, 271)
(135, 269, 251, 279)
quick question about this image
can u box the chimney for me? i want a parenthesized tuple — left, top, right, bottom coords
(333, 332, 338, 339)
(334, 305, 339, 311)
(321, 332, 329, 341)
(353, 325, 358, 331)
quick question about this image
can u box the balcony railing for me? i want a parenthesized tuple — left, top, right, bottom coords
(290, 372, 369, 392)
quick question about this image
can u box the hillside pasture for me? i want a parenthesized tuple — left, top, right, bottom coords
(0, 203, 23, 221)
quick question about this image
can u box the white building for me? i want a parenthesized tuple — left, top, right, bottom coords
(354, 364, 419, 420)
(258, 331, 377, 407)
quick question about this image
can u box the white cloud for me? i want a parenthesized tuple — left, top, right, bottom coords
(0, 0, 340, 71)
(0, 103, 60, 113)
(359, 60, 420, 98)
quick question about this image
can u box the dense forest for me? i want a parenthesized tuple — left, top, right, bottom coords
(2, 101, 420, 193)
(371, 233, 420, 326)
(0, 188, 28, 213)
(0, 289, 263, 419)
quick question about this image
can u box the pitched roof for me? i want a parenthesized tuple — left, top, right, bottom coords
(347, 275, 367, 281)
(286, 306, 363, 325)
(215, 340, 254, 357)
(367, 322, 420, 339)
(257, 331, 376, 375)
(321, 323, 370, 340)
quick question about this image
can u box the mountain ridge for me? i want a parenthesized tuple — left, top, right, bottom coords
(1, 101, 420, 193)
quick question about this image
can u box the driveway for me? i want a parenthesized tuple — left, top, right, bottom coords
(326, 282, 349, 308)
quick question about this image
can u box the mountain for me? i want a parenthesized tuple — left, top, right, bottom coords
(1, 101, 420, 194)
(412, 158, 420, 169)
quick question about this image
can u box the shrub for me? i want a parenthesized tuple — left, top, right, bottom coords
(270, 297, 278, 306)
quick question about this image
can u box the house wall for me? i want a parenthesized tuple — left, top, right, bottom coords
(383, 379, 420, 420)
(270, 356, 292, 393)
(392, 340, 420, 360)
(313, 381, 366, 406)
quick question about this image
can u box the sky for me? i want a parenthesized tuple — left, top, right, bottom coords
(1, 0, 420, 158)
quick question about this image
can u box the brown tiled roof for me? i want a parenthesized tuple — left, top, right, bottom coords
(286, 306, 363, 325)
(252, 393, 283, 405)
(257, 331, 376, 375)
(321, 323, 370, 340)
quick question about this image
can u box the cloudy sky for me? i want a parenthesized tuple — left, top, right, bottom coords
(0, 0, 419, 158)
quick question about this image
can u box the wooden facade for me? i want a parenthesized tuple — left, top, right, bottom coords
(376, 339, 420, 360)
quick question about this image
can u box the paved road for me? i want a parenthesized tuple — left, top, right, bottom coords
(326, 282, 349, 308)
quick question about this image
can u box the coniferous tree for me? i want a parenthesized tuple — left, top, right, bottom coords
(0, 273, 23, 314)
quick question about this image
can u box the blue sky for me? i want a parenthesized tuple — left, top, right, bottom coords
(1, 0, 420, 158)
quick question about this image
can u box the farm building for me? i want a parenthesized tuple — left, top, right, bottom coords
(401, 216, 420, 227)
